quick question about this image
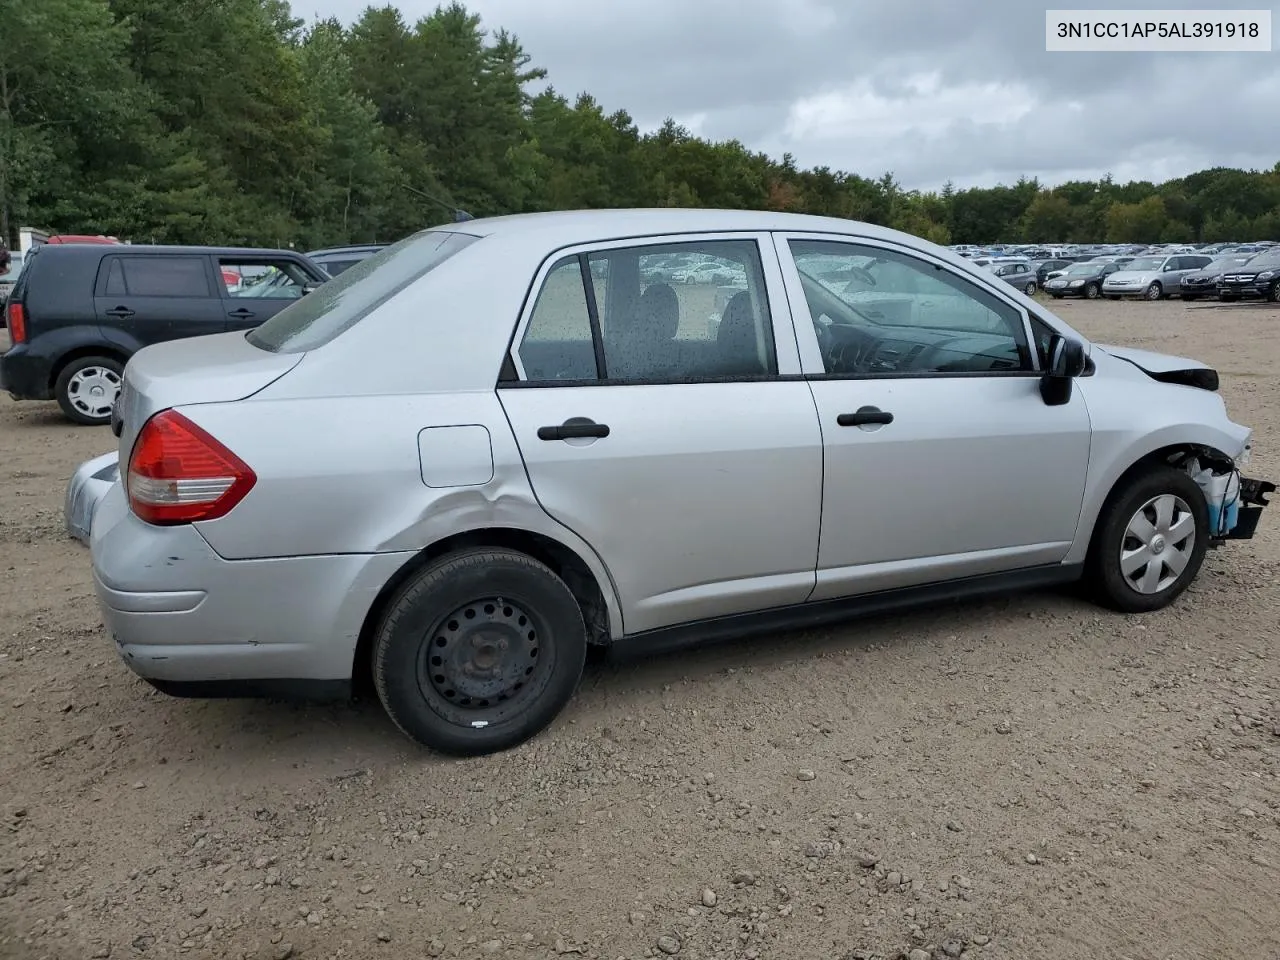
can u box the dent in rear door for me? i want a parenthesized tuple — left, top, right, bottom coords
(498, 234, 823, 635)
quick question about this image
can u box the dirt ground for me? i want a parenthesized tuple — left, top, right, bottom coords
(2, 297, 1279, 960)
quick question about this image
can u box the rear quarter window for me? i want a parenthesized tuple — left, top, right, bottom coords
(247, 230, 479, 353)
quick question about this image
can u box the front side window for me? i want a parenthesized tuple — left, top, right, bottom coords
(789, 239, 1031, 376)
(516, 239, 776, 384)
(220, 258, 313, 300)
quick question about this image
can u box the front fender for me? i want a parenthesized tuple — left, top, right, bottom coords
(1066, 408, 1251, 564)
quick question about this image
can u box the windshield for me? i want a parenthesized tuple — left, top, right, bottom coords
(247, 230, 478, 353)
(1064, 263, 1099, 275)
(1207, 257, 1249, 272)
(1124, 256, 1166, 272)
(1244, 251, 1280, 269)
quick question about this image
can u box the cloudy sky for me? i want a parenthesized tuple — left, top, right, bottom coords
(303, 0, 1280, 191)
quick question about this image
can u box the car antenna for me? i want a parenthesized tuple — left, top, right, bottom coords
(400, 183, 474, 222)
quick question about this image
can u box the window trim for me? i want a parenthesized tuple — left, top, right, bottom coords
(503, 231, 801, 388)
(771, 232, 1044, 380)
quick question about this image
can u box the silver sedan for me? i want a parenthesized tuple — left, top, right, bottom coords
(76, 210, 1273, 755)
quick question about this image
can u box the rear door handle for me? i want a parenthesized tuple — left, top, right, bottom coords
(105, 306, 134, 319)
(537, 419, 610, 441)
(837, 408, 894, 427)
(228, 308, 256, 319)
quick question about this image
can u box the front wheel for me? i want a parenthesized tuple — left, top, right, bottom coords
(54, 355, 124, 426)
(372, 548, 588, 755)
(1084, 282, 1100, 299)
(1144, 282, 1163, 301)
(1085, 465, 1209, 613)
(1268, 281, 1280, 303)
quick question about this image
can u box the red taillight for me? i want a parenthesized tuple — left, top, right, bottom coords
(126, 410, 256, 525)
(7, 301, 25, 343)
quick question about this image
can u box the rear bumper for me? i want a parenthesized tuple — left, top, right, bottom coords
(64, 451, 120, 544)
(90, 483, 413, 689)
(0, 343, 54, 400)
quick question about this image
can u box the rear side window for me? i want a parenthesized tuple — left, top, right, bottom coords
(248, 230, 479, 353)
(321, 259, 360, 276)
(117, 256, 212, 297)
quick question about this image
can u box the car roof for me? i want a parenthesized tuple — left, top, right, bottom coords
(447, 208, 947, 248)
(307, 245, 388, 257)
(32, 243, 304, 259)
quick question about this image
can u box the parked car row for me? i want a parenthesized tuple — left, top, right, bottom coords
(1, 241, 387, 424)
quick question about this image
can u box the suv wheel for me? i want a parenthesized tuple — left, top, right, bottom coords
(373, 548, 588, 755)
(55, 356, 124, 426)
(1144, 281, 1163, 300)
(1085, 465, 1208, 613)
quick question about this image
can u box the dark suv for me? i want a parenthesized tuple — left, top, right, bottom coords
(306, 244, 388, 278)
(1, 244, 327, 424)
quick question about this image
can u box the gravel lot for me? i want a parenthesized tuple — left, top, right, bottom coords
(2, 297, 1279, 960)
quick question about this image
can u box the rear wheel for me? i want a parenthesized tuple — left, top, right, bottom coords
(1023, 281, 1037, 296)
(372, 548, 588, 755)
(54, 355, 123, 426)
(1144, 281, 1163, 301)
(1084, 282, 1100, 299)
(1085, 465, 1208, 613)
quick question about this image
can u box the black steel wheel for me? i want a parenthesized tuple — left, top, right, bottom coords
(373, 548, 588, 755)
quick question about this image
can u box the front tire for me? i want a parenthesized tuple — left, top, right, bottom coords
(1268, 281, 1280, 303)
(1084, 282, 1100, 299)
(1144, 281, 1163, 301)
(1085, 465, 1209, 613)
(54, 355, 124, 426)
(372, 548, 588, 756)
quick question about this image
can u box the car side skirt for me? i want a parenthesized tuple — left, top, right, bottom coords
(608, 562, 1085, 662)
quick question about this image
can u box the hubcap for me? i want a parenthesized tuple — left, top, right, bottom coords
(1120, 494, 1196, 594)
(1145, 284, 1161, 300)
(67, 366, 122, 419)
(417, 598, 543, 713)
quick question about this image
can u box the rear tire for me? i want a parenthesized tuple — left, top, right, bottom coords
(1024, 281, 1037, 296)
(54, 355, 124, 426)
(1085, 465, 1209, 613)
(372, 548, 588, 756)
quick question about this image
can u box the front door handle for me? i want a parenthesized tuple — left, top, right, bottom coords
(105, 306, 134, 319)
(228, 308, 256, 319)
(837, 407, 894, 427)
(537, 419, 610, 441)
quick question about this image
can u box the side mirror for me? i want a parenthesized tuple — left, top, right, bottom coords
(1040, 335, 1086, 406)
(301, 281, 323, 295)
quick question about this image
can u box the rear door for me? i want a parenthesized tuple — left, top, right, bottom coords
(213, 255, 326, 331)
(94, 253, 225, 349)
(498, 233, 824, 636)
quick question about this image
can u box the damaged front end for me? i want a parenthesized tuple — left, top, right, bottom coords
(1178, 447, 1275, 546)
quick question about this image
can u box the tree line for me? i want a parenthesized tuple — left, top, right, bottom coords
(4, 0, 1279, 250)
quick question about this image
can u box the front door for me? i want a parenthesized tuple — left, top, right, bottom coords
(778, 234, 1093, 601)
(498, 235, 823, 635)
(94, 253, 226, 349)
(214, 256, 322, 331)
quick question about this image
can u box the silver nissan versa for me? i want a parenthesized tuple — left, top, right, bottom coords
(78, 209, 1274, 756)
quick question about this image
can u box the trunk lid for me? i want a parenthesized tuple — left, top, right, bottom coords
(115, 331, 303, 462)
